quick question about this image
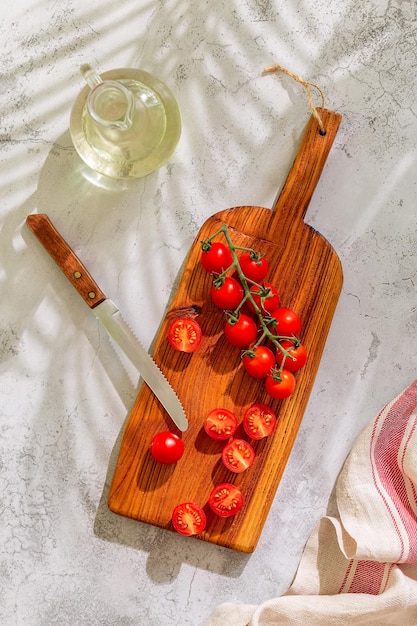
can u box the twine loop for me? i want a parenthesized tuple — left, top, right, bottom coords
(264, 64, 326, 134)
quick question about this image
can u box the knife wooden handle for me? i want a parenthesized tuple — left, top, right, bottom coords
(26, 214, 106, 308)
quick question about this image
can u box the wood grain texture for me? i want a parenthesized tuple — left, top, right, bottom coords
(26, 214, 107, 308)
(108, 109, 343, 552)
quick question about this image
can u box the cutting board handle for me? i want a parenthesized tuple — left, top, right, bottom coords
(269, 108, 341, 235)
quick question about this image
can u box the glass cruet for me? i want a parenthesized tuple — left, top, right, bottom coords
(70, 64, 182, 179)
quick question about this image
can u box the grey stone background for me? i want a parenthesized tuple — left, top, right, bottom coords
(1, 1, 417, 624)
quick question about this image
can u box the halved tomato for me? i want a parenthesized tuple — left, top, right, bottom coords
(222, 439, 255, 473)
(243, 404, 277, 440)
(204, 408, 238, 440)
(167, 317, 202, 353)
(208, 483, 244, 517)
(172, 502, 206, 536)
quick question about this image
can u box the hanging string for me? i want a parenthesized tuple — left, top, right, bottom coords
(263, 64, 326, 134)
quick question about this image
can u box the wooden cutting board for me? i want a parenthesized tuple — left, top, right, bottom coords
(108, 108, 343, 552)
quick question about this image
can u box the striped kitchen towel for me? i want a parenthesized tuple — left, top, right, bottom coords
(204, 379, 417, 625)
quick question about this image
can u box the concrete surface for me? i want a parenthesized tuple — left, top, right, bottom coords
(1, 1, 417, 624)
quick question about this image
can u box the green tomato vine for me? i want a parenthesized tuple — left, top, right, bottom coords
(201, 223, 302, 379)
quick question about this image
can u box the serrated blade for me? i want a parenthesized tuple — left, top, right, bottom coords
(94, 300, 188, 431)
(25, 213, 188, 432)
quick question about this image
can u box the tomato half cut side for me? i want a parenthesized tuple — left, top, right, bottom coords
(208, 483, 244, 517)
(222, 439, 255, 473)
(204, 408, 238, 440)
(243, 403, 277, 440)
(167, 317, 202, 353)
(172, 502, 206, 536)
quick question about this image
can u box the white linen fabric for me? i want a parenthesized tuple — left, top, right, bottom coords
(204, 380, 417, 625)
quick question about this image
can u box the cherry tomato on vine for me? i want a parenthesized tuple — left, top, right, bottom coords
(224, 313, 258, 347)
(201, 241, 233, 273)
(265, 369, 296, 400)
(204, 408, 238, 440)
(275, 340, 307, 372)
(270, 307, 302, 337)
(211, 277, 244, 310)
(242, 345, 275, 378)
(150, 432, 185, 464)
(172, 502, 206, 536)
(243, 404, 277, 439)
(222, 439, 255, 473)
(247, 282, 280, 315)
(208, 483, 244, 517)
(239, 251, 269, 282)
(167, 317, 202, 353)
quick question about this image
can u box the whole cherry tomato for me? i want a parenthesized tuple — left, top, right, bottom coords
(224, 313, 258, 347)
(265, 369, 296, 400)
(150, 432, 185, 464)
(208, 483, 244, 517)
(204, 408, 238, 440)
(242, 345, 275, 378)
(247, 282, 280, 315)
(172, 502, 206, 536)
(275, 340, 307, 372)
(167, 317, 202, 353)
(211, 277, 244, 310)
(201, 242, 233, 273)
(222, 439, 255, 473)
(239, 251, 269, 282)
(243, 403, 277, 439)
(270, 307, 302, 337)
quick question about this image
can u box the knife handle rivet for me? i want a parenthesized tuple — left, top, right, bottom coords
(88, 291, 96, 300)
(73, 271, 82, 279)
